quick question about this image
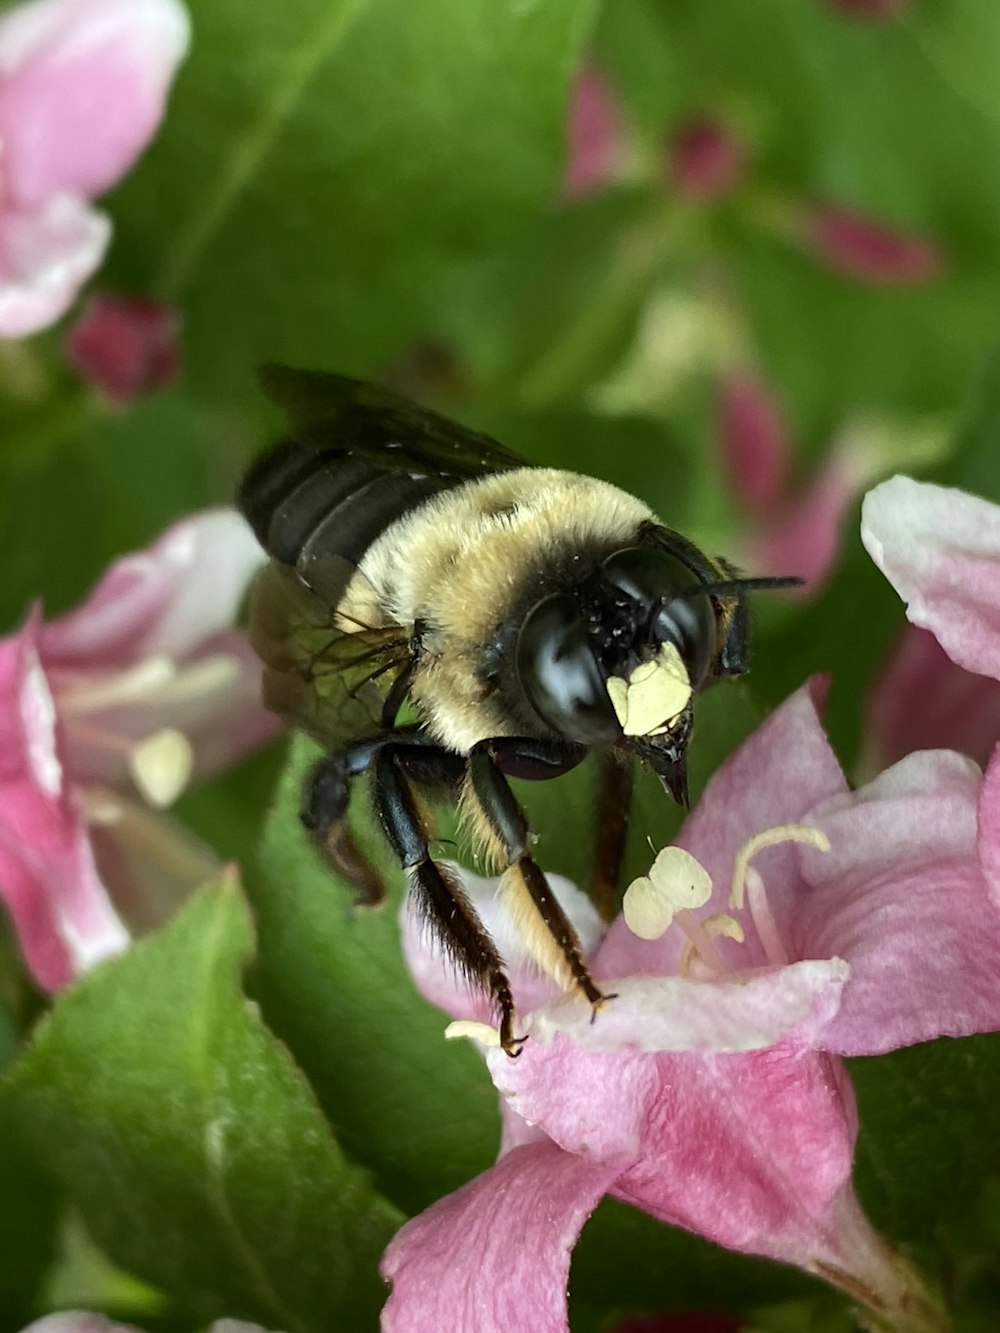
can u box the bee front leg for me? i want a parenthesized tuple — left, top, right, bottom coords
(467, 738, 610, 1017)
(374, 745, 523, 1056)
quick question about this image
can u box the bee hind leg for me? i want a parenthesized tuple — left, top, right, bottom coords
(374, 744, 523, 1056)
(467, 737, 611, 1017)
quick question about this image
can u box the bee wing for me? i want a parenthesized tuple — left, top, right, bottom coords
(258, 363, 529, 481)
(249, 562, 411, 750)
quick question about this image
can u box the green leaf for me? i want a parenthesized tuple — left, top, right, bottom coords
(3, 873, 401, 1333)
(107, 0, 598, 404)
(0, 1105, 58, 1326)
(249, 738, 500, 1217)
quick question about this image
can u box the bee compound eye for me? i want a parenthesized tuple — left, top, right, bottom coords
(516, 594, 622, 745)
(652, 593, 717, 689)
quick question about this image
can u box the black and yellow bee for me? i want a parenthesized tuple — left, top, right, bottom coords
(239, 366, 796, 1053)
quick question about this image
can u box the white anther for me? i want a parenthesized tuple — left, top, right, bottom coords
(624, 846, 713, 940)
(444, 1020, 502, 1048)
(128, 728, 194, 807)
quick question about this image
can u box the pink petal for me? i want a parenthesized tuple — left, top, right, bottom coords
(793, 750, 1000, 1054)
(977, 744, 1000, 912)
(65, 292, 181, 404)
(862, 476, 1000, 682)
(596, 679, 847, 979)
(716, 371, 789, 515)
(806, 206, 941, 285)
(488, 1034, 858, 1269)
(562, 67, 621, 201)
(0, 0, 190, 208)
(381, 1140, 620, 1333)
(669, 118, 746, 202)
(41, 510, 265, 668)
(522, 962, 848, 1056)
(866, 624, 1000, 770)
(0, 618, 128, 991)
(401, 864, 604, 1022)
(746, 446, 861, 592)
(0, 193, 109, 338)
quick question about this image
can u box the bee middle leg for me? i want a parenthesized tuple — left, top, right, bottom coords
(373, 743, 524, 1056)
(467, 737, 609, 1014)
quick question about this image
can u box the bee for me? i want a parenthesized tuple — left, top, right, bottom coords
(238, 366, 798, 1054)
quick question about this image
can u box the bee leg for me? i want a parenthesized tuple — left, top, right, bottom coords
(590, 752, 633, 922)
(716, 557, 749, 677)
(301, 748, 385, 905)
(374, 745, 523, 1056)
(467, 738, 609, 1016)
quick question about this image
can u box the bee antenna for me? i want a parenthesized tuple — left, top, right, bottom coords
(693, 574, 804, 599)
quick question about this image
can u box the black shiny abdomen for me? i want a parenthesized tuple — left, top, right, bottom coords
(238, 439, 451, 598)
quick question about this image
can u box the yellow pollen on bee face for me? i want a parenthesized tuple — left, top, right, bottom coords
(607, 642, 692, 737)
(623, 845, 713, 940)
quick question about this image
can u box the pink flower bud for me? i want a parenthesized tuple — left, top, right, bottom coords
(716, 372, 789, 514)
(563, 67, 622, 200)
(65, 293, 181, 404)
(669, 118, 746, 202)
(807, 205, 941, 285)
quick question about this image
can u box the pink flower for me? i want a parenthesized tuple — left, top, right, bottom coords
(65, 293, 181, 404)
(0, 0, 190, 338)
(716, 371, 873, 591)
(384, 681, 983, 1331)
(0, 510, 279, 991)
(563, 67, 622, 201)
(862, 475, 1000, 909)
(806, 205, 940, 286)
(668, 118, 746, 202)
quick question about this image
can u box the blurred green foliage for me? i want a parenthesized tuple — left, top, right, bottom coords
(5, 0, 1000, 1330)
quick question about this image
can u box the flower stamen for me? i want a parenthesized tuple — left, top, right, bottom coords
(730, 824, 831, 911)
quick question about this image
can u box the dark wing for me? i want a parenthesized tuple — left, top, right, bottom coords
(249, 562, 411, 751)
(258, 363, 529, 482)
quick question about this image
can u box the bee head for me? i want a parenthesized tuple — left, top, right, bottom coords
(515, 544, 799, 800)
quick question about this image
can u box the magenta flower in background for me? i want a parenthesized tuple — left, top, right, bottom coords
(806, 205, 940, 286)
(65, 293, 182, 404)
(562, 66, 622, 201)
(0, 509, 279, 991)
(0, 0, 190, 338)
(668, 118, 746, 203)
(862, 475, 1000, 909)
(384, 679, 992, 1331)
(715, 370, 875, 591)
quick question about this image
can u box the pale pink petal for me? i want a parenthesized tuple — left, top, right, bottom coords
(19, 1315, 145, 1333)
(381, 1140, 620, 1333)
(793, 750, 1000, 1054)
(401, 864, 604, 1022)
(41, 510, 265, 668)
(523, 962, 847, 1055)
(669, 118, 746, 202)
(596, 679, 846, 979)
(0, 620, 128, 991)
(861, 476, 1000, 681)
(807, 206, 940, 285)
(978, 745, 1000, 912)
(563, 67, 621, 200)
(65, 293, 181, 404)
(866, 625, 1000, 770)
(488, 1035, 857, 1269)
(716, 371, 788, 514)
(0, 193, 109, 338)
(0, 0, 190, 208)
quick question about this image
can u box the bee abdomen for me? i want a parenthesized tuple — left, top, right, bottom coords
(238, 439, 449, 594)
